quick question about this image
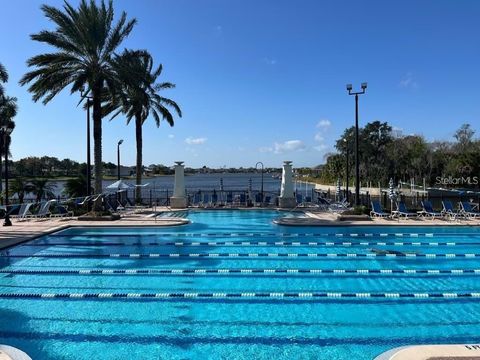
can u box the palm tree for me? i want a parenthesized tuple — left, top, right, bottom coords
(0, 62, 8, 96)
(10, 178, 34, 204)
(108, 50, 182, 202)
(19, 0, 137, 195)
(30, 179, 56, 202)
(64, 174, 92, 198)
(0, 96, 17, 194)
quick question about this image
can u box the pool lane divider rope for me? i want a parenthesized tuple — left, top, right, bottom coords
(3, 252, 480, 258)
(24, 240, 479, 247)
(0, 292, 480, 300)
(2, 268, 480, 275)
(51, 232, 479, 238)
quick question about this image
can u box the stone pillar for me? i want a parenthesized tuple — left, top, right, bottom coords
(170, 161, 187, 208)
(279, 161, 296, 208)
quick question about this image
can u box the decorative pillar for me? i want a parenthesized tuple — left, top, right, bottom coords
(279, 161, 296, 208)
(170, 161, 187, 208)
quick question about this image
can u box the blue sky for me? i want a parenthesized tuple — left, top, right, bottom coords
(1, 0, 479, 168)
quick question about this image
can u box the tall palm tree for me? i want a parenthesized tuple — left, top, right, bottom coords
(30, 179, 56, 202)
(0, 96, 17, 194)
(19, 0, 136, 195)
(108, 50, 182, 202)
(10, 178, 34, 204)
(0, 62, 8, 96)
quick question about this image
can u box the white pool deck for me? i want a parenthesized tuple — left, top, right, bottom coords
(1, 207, 479, 250)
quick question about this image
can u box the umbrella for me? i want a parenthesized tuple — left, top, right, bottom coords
(106, 180, 134, 190)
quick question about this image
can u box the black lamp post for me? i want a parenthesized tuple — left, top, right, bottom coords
(117, 139, 124, 180)
(1, 125, 13, 226)
(343, 138, 349, 203)
(79, 87, 92, 199)
(346, 82, 367, 206)
(255, 161, 264, 202)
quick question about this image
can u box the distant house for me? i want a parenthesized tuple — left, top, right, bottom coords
(105, 166, 135, 177)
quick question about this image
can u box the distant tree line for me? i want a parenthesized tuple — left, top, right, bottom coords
(315, 122, 480, 188)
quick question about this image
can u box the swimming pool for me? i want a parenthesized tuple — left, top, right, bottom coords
(1, 210, 480, 359)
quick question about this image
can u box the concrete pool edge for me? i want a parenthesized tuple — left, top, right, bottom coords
(0, 218, 190, 251)
(374, 344, 480, 359)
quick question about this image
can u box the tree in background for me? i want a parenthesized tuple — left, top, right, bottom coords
(30, 179, 56, 202)
(20, 0, 137, 195)
(107, 50, 181, 202)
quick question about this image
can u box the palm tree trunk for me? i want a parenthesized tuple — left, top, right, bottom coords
(92, 85, 103, 197)
(135, 113, 142, 204)
(0, 156, 3, 196)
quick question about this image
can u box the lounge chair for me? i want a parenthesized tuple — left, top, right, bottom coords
(442, 200, 460, 220)
(225, 192, 233, 207)
(50, 204, 74, 218)
(296, 193, 303, 206)
(15, 203, 34, 221)
(370, 200, 390, 218)
(192, 192, 202, 206)
(239, 193, 247, 206)
(211, 193, 218, 206)
(26, 200, 54, 219)
(264, 195, 271, 206)
(254, 193, 263, 206)
(11, 203, 32, 219)
(419, 200, 443, 219)
(460, 202, 480, 219)
(392, 201, 417, 219)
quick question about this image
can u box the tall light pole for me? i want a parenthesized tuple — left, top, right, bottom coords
(117, 139, 124, 180)
(1, 125, 13, 226)
(343, 138, 349, 203)
(255, 161, 264, 202)
(346, 82, 367, 206)
(79, 87, 92, 199)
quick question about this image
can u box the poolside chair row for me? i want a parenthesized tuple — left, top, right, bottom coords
(189, 192, 273, 208)
(6, 200, 74, 220)
(371, 200, 480, 220)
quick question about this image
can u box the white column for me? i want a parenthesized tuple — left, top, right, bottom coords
(170, 161, 187, 208)
(279, 161, 296, 208)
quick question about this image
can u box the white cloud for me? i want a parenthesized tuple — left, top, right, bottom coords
(259, 140, 305, 154)
(399, 72, 418, 89)
(316, 119, 331, 129)
(263, 57, 277, 65)
(314, 118, 330, 152)
(185, 137, 207, 145)
(168, 134, 174, 139)
(273, 140, 305, 154)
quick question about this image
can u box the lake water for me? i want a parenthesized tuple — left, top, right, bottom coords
(43, 173, 315, 197)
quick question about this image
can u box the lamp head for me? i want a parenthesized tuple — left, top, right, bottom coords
(346, 84, 353, 91)
(361, 82, 368, 90)
(118, 139, 124, 145)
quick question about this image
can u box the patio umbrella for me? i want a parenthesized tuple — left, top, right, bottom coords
(106, 180, 134, 191)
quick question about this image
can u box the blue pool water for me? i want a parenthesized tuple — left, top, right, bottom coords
(1, 210, 480, 359)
